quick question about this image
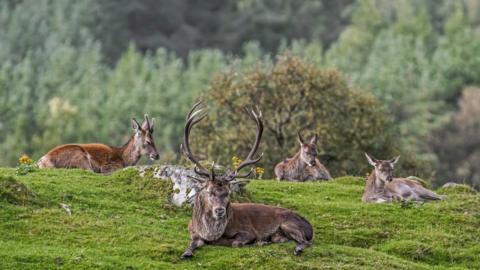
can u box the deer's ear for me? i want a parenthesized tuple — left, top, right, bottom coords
(142, 114, 151, 131)
(297, 132, 305, 145)
(132, 118, 141, 132)
(310, 134, 318, 144)
(149, 117, 155, 133)
(365, 153, 377, 166)
(390, 156, 400, 165)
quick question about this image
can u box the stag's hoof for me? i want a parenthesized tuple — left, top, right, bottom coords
(181, 252, 193, 259)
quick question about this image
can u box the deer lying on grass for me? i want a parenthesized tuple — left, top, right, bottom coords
(180, 102, 313, 258)
(274, 132, 331, 181)
(362, 153, 442, 203)
(37, 115, 159, 174)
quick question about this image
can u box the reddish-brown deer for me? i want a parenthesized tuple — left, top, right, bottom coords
(362, 153, 442, 203)
(180, 102, 313, 258)
(274, 132, 331, 181)
(37, 115, 159, 174)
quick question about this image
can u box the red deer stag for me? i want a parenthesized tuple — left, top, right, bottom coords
(362, 153, 442, 203)
(37, 115, 159, 173)
(180, 102, 313, 258)
(274, 132, 331, 181)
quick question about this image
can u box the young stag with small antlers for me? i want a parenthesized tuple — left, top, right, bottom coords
(362, 153, 442, 203)
(37, 115, 159, 174)
(180, 102, 313, 258)
(274, 132, 331, 181)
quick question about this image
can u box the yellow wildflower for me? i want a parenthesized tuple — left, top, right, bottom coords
(19, 154, 33, 165)
(231, 156, 242, 168)
(255, 167, 265, 179)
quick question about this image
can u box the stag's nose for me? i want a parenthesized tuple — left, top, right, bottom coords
(150, 153, 160, 160)
(215, 208, 226, 217)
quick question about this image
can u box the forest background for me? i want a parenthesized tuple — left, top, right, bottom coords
(1, 0, 479, 188)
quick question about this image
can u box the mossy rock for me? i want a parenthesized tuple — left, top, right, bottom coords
(111, 167, 175, 201)
(437, 183, 477, 195)
(0, 175, 38, 205)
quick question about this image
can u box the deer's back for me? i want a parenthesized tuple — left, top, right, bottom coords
(386, 178, 422, 193)
(47, 143, 115, 158)
(39, 143, 120, 170)
(386, 178, 440, 201)
(274, 160, 289, 179)
(277, 158, 331, 181)
(227, 203, 313, 242)
(226, 203, 289, 236)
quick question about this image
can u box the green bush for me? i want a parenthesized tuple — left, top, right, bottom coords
(0, 175, 38, 205)
(192, 56, 402, 177)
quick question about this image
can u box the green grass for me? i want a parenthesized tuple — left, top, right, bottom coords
(0, 168, 479, 270)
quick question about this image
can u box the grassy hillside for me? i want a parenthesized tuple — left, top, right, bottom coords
(0, 168, 479, 270)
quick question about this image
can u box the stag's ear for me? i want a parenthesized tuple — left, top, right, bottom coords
(390, 156, 400, 165)
(132, 118, 142, 133)
(365, 153, 377, 166)
(297, 132, 305, 145)
(310, 134, 318, 144)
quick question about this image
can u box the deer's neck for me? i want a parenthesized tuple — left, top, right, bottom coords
(191, 193, 231, 241)
(291, 151, 307, 173)
(364, 169, 386, 195)
(118, 136, 142, 166)
(290, 150, 307, 178)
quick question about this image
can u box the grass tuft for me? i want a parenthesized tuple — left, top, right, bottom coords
(0, 175, 40, 206)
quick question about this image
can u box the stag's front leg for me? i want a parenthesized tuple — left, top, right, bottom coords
(181, 235, 205, 259)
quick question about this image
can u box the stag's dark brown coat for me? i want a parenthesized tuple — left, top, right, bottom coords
(185, 188, 313, 254)
(180, 102, 314, 258)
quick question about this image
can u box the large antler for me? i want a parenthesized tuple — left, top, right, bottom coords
(181, 101, 210, 178)
(227, 107, 264, 180)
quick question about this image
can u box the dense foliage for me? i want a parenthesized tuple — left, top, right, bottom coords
(0, 0, 480, 186)
(193, 56, 402, 177)
(431, 87, 480, 190)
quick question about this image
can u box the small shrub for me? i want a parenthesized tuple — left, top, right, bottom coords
(437, 184, 477, 195)
(380, 240, 434, 261)
(0, 176, 38, 205)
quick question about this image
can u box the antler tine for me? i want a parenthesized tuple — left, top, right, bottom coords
(182, 102, 210, 178)
(228, 107, 264, 180)
(233, 168, 254, 179)
(186, 101, 205, 120)
(209, 162, 215, 181)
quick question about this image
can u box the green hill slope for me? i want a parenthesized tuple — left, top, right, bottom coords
(0, 168, 479, 269)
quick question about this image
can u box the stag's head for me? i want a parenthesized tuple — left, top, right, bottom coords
(132, 114, 159, 160)
(181, 102, 263, 220)
(365, 153, 400, 182)
(298, 132, 318, 167)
